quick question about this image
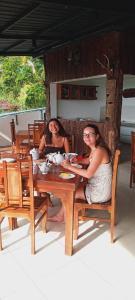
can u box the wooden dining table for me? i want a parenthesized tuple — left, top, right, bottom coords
(33, 165, 81, 256)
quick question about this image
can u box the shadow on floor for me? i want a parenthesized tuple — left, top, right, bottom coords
(119, 142, 131, 163)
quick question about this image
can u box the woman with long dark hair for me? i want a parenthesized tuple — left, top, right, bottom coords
(39, 118, 70, 156)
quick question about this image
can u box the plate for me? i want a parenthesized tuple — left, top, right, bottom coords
(71, 163, 82, 169)
(59, 172, 75, 179)
(0, 157, 16, 163)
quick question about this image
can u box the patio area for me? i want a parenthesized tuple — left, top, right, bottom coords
(0, 143, 135, 300)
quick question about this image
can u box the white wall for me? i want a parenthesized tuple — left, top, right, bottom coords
(50, 76, 107, 121)
(50, 75, 135, 124)
(121, 76, 135, 123)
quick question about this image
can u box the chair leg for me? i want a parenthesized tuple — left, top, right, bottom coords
(110, 212, 115, 243)
(73, 207, 79, 240)
(8, 218, 18, 230)
(130, 171, 132, 188)
(81, 208, 85, 216)
(31, 222, 35, 255)
(41, 211, 47, 233)
(0, 217, 4, 250)
(0, 227, 2, 250)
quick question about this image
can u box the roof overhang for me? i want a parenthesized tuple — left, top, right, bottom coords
(0, 1, 135, 57)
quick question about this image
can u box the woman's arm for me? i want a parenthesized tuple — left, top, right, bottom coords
(61, 148, 104, 179)
(63, 137, 70, 153)
(72, 156, 89, 165)
(39, 135, 45, 154)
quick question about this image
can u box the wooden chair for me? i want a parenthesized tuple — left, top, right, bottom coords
(130, 131, 135, 187)
(0, 155, 18, 230)
(74, 149, 120, 243)
(28, 123, 44, 149)
(10, 119, 29, 154)
(0, 156, 50, 254)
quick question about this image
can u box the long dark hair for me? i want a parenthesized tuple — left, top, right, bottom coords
(84, 124, 112, 158)
(44, 118, 68, 144)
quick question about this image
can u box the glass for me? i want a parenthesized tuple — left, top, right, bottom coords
(83, 132, 96, 138)
(71, 86, 79, 99)
(61, 85, 70, 99)
(50, 164, 60, 174)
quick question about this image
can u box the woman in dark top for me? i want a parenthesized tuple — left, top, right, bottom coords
(39, 118, 70, 157)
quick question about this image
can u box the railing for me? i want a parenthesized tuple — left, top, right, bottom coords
(0, 108, 45, 147)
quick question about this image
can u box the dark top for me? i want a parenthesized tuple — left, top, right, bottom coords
(44, 146, 65, 155)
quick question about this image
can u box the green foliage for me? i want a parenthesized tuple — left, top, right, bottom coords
(0, 56, 46, 110)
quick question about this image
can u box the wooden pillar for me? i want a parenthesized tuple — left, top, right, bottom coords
(43, 55, 51, 121)
(44, 82, 51, 121)
(105, 66, 123, 153)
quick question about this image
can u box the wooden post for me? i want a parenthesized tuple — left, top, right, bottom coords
(43, 56, 51, 121)
(105, 65, 123, 153)
(44, 82, 51, 121)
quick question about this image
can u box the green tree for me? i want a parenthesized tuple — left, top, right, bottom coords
(0, 56, 46, 110)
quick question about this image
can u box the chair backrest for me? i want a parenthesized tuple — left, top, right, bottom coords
(28, 123, 44, 148)
(111, 149, 120, 206)
(10, 119, 16, 144)
(131, 131, 135, 164)
(3, 156, 34, 211)
(34, 120, 45, 124)
(34, 120, 47, 132)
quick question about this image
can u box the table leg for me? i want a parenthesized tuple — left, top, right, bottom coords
(63, 191, 74, 256)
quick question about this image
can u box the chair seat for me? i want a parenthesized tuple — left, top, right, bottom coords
(75, 199, 111, 210)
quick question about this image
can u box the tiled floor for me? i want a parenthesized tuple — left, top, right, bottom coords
(0, 143, 135, 300)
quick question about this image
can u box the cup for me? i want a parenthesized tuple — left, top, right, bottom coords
(30, 148, 39, 160)
(39, 162, 50, 174)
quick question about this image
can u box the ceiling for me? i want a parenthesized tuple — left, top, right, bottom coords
(1, 0, 135, 57)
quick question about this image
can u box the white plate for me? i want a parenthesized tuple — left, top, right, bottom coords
(71, 163, 82, 169)
(0, 157, 16, 163)
(59, 172, 75, 179)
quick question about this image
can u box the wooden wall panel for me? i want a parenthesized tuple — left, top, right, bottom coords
(120, 31, 135, 74)
(60, 119, 105, 154)
(45, 32, 120, 83)
(45, 30, 135, 83)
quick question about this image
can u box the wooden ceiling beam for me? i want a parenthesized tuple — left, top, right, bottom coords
(2, 39, 25, 52)
(0, 34, 64, 41)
